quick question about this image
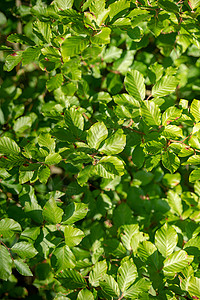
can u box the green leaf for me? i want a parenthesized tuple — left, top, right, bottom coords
(100, 274, 120, 298)
(95, 156, 124, 178)
(43, 198, 64, 224)
(64, 107, 84, 132)
(0, 245, 12, 280)
(120, 224, 139, 251)
(162, 125, 183, 139)
(77, 165, 94, 186)
(11, 242, 38, 259)
(22, 46, 42, 65)
(38, 166, 50, 184)
(13, 116, 32, 133)
(87, 122, 108, 149)
(189, 168, 200, 183)
(163, 250, 193, 277)
(109, 0, 130, 21)
(4, 52, 22, 71)
(45, 153, 62, 165)
(124, 70, 145, 101)
(167, 190, 183, 216)
(90, 0, 110, 26)
(46, 74, 63, 92)
(162, 106, 182, 126)
(89, 260, 107, 287)
(77, 289, 94, 300)
(190, 99, 200, 122)
(138, 241, 159, 270)
(33, 20, 52, 43)
(188, 277, 200, 299)
(14, 259, 33, 276)
(132, 145, 145, 168)
(51, 245, 76, 271)
(0, 218, 21, 238)
(56, 269, 87, 289)
(117, 259, 138, 292)
(61, 36, 89, 60)
(0, 137, 20, 156)
(183, 155, 200, 165)
(189, 0, 200, 10)
(158, 0, 179, 13)
(140, 101, 161, 126)
(91, 28, 111, 44)
(7, 33, 35, 46)
(53, 0, 74, 9)
(123, 278, 151, 298)
(64, 225, 84, 247)
(62, 202, 88, 224)
(152, 76, 178, 98)
(155, 223, 178, 258)
(162, 150, 180, 173)
(99, 129, 126, 155)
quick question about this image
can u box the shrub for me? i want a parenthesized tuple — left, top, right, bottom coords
(1, 0, 200, 299)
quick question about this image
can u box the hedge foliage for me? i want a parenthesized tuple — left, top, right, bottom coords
(1, 0, 200, 299)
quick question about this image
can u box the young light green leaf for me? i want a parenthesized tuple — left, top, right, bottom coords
(140, 100, 161, 126)
(77, 289, 94, 300)
(95, 156, 124, 178)
(77, 165, 94, 186)
(167, 190, 183, 216)
(87, 122, 108, 149)
(43, 198, 64, 224)
(137, 241, 159, 270)
(123, 278, 151, 298)
(56, 269, 87, 289)
(7, 33, 35, 46)
(190, 99, 200, 122)
(62, 202, 88, 225)
(99, 129, 126, 155)
(0, 218, 21, 238)
(46, 74, 63, 92)
(91, 28, 111, 44)
(14, 259, 33, 276)
(162, 125, 183, 139)
(11, 242, 38, 259)
(4, 52, 22, 71)
(45, 153, 62, 165)
(189, 168, 200, 183)
(162, 106, 182, 126)
(124, 70, 145, 101)
(61, 36, 89, 60)
(22, 46, 42, 65)
(89, 260, 107, 287)
(155, 223, 178, 257)
(13, 116, 32, 133)
(0, 137, 20, 156)
(53, 0, 74, 9)
(189, 0, 200, 10)
(90, 0, 110, 26)
(183, 155, 200, 165)
(188, 277, 200, 299)
(100, 274, 120, 298)
(163, 250, 193, 277)
(109, 0, 130, 20)
(38, 165, 50, 184)
(152, 76, 178, 98)
(0, 245, 12, 280)
(162, 150, 180, 173)
(117, 259, 138, 292)
(64, 225, 84, 247)
(51, 245, 76, 271)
